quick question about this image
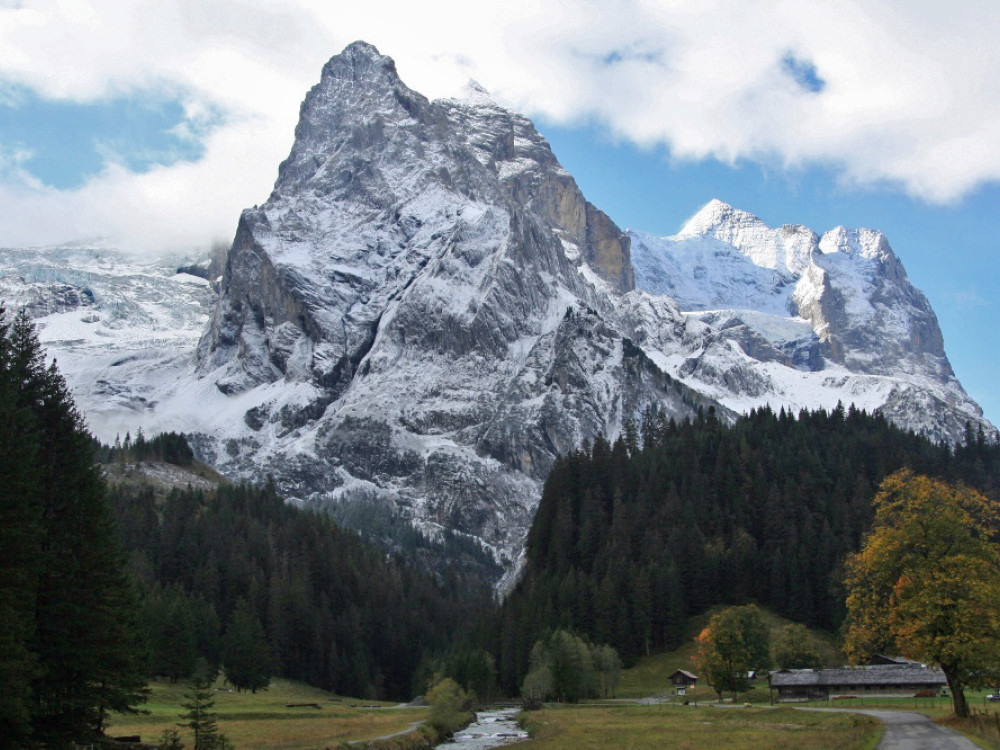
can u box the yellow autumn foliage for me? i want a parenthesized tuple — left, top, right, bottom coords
(844, 469, 1000, 717)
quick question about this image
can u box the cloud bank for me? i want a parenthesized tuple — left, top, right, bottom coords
(1, 0, 998, 252)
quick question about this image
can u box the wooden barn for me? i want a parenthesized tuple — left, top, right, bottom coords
(769, 663, 947, 702)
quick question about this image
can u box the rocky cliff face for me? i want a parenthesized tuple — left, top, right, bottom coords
(193, 42, 711, 576)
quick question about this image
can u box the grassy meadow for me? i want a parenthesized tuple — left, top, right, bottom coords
(106, 678, 427, 749)
(105, 605, 1000, 749)
(518, 703, 881, 749)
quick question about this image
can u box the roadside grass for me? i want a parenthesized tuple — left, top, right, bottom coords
(940, 712, 1000, 749)
(518, 703, 881, 749)
(106, 678, 427, 749)
(793, 692, 1000, 749)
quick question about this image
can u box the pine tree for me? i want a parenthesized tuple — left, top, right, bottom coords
(0, 307, 43, 746)
(0, 309, 148, 745)
(222, 598, 272, 693)
(179, 661, 219, 750)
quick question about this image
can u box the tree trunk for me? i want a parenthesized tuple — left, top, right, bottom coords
(943, 667, 969, 718)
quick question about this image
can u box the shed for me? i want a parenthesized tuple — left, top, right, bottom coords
(669, 669, 699, 687)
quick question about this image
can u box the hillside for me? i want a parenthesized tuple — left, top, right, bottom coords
(615, 606, 842, 700)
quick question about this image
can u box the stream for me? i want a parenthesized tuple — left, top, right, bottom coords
(437, 709, 529, 749)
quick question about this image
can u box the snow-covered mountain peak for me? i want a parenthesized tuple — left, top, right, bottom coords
(675, 200, 814, 274)
(678, 199, 754, 237)
(628, 198, 986, 446)
(5, 40, 991, 588)
(321, 40, 398, 82)
(273, 41, 431, 196)
(453, 79, 501, 109)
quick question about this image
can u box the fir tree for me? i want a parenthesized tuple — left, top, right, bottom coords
(179, 662, 219, 750)
(0, 308, 148, 745)
(0, 307, 43, 746)
(222, 598, 272, 693)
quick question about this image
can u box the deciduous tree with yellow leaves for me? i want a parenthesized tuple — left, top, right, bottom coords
(695, 604, 771, 702)
(844, 469, 1000, 717)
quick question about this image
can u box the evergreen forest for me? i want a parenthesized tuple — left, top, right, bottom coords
(108, 479, 491, 701)
(0, 308, 490, 746)
(487, 406, 1000, 694)
(0, 308, 147, 747)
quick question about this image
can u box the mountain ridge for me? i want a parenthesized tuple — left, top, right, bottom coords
(0, 41, 992, 584)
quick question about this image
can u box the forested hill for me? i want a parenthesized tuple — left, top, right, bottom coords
(491, 406, 1000, 694)
(109, 479, 492, 700)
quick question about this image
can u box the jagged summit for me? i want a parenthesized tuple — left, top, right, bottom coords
(629, 200, 977, 443)
(192, 42, 664, 578)
(453, 79, 501, 108)
(677, 198, 752, 236)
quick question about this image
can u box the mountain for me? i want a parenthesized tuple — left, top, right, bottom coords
(0, 42, 991, 583)
(192, 41, 716, 578)
(629, 199, 984, 442)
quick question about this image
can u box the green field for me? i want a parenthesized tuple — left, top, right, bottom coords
(518, 703, 881, 749)
(106, 678, 428, 749)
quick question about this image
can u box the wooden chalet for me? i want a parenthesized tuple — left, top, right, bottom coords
(669, 669, 699, 687)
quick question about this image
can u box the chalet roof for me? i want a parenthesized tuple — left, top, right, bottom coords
(769, 664, 947, 689)
(670, 669, 698, 680)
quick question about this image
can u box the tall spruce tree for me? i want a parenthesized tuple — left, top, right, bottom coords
(179, 661, 220, 750)
(0, 307, 43, 746)
(222, 598, 272, 693)
(0, 308, 148, 746)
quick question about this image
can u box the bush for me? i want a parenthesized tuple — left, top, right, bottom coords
(424, 678, 473, 740)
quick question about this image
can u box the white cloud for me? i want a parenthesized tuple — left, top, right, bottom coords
(1, 0, 998, 252)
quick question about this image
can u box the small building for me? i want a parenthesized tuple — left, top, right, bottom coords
(769, 663, 947, 702)
(669, 669, 699, 688)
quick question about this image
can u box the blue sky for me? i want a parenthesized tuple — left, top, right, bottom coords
(0, 87, 212, 189)
(0, 0, 997, 426)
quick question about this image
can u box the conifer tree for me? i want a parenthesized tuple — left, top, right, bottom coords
(0, 307, 43, 745)
(179, 661, 219, 750)
(0, 308, 148, 745)
(222, 598, 272, 693)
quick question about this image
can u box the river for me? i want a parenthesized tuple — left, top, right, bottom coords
(437, 708, 529, 749)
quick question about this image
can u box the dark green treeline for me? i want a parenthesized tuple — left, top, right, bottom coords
(0, 309, 147, 748)
(109, 479, 492, 701)
(490, 405, 1000, 694)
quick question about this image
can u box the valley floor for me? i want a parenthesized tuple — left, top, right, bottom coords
(516, 703, 880, 749)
